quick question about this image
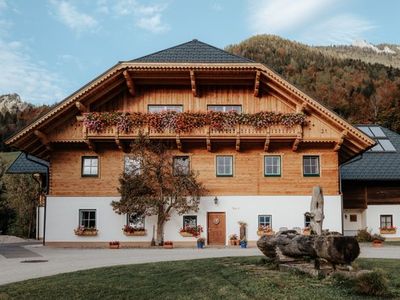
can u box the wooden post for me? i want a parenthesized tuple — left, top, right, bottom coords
(123, 70, 135, 96)
(190, 70, 197, 97)
(254, 71, 261, 97)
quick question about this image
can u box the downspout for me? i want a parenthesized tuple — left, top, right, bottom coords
(24, 153, 49, 246)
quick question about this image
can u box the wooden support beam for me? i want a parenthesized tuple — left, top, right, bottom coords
(206, 136, 211, 152)
(190, 70, 197, 97)
(75, 101, 88, 113)
(292, 137, 301, 151)
(254, 71, 261, 97)
(176, 135, 182, 151)
(123, 70, 135, 96)
(236, 134, 240, 152)
(264, 136, 270, 152)
(334, 131, 347, 151)
(115, 138, 127, 152)
(34, 130, 52, 151)
(85, 139, 96, 152)
(297, 103, 309, 113)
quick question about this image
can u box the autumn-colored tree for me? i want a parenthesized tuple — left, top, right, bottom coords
(111, 136, 207, 245)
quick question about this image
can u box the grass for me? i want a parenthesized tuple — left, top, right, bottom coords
(0, 257, 399, 299)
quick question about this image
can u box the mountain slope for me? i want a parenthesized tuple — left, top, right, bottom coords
(226, 35, 400, 132)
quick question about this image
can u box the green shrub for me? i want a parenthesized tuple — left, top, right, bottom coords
(353, 269, 389, 297)
(356, 228, 372, 242)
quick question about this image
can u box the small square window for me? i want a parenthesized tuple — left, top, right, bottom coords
(380, 215, 393, 228)
(128, 213, 145, 229)
(124, 156, 142, 175)
(207, 105, 242, 113)
(183, 216, 197, 229)
(216, 156, 233, 177)
(303, 156, 320, 177)
(264, 156, 281, 176)
(82, 156, 99, 177)
(173, 156, 190, 176)
(79, 209, 96, 229)
(258, 215, 272, 228)
(349, 214, 357, 222)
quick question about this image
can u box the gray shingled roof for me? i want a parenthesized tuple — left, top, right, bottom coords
(6, 152, 49, 174)
(131, 39, 253, 63)
(341, 126, 400, 181)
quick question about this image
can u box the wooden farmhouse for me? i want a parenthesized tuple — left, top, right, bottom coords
(342, 125, 400, 239)
(6, 40, 375, 247)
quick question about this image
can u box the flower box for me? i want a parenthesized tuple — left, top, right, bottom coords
(180, 232, 196, 237)
(123, 230, 147, 236)
(257, 230, 274, 237)
(229, 240, 239, 246)
(74, 228, 98, 236)
(380, 228, 397, 234)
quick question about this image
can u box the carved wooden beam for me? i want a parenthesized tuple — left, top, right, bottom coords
(115, 138, 127, 152)
(292, 137, 301, 151)
(297, 103, 309, 113)
(123, 70, 135, 96)
(236, 134, 240, 152)
(85, 139, 96, 152)
(75, 101, 88, 113)
(334, 130, 347, 151)
(206, 136, 211, 152)
(190, 70, 197, 97)
(176, 135, 182, 151)
(254, 71, 261, 97)
(264, 136, 270, 152)
(34, 130, 52, 151)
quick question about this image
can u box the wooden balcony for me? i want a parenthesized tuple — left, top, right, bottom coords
(84, 124, 302, 140)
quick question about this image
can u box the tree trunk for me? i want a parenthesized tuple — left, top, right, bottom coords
(156, 214, 165, 246)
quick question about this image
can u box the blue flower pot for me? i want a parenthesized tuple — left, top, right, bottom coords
(240, 241, 247, 248)
(197, 242, 204, 249)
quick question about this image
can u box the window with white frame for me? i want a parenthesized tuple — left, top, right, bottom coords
(264, 156, 281, 176)
(82, 156, 99, 177)
(124, 156, 142, 175)
(173, 156, 190, 176)
(207, 105, 242, 113)
(148, 105, 183, 113)
(303, 156, 320, 176)
(183, 215, 197, 229)
(216, 156, 233, 177)
(128, 213, 145, 229)
(258, 215, 272, 229)
(79, 210, 96, 228)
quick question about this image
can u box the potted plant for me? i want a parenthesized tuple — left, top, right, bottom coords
(74, 226, 98, 236)
(197, 237, 205, 249)
(109, 241, 120, 249)
(229, 234, 239, 246)
(122, 225, 146, 236)
(379, 226, 397, 234)
(164, 241, 173, 249)
(240, 238, 248, 248)
(257, 225, 274, 236)
(179, 225, 203, 237)
(371, 234, 385, 247)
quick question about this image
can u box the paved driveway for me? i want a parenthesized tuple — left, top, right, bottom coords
(0, 243, 399, 286)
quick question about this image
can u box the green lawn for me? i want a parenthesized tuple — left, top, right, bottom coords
(0, 257, 399, 300)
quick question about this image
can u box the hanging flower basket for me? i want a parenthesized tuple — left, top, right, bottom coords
(74, 226, 98, 236)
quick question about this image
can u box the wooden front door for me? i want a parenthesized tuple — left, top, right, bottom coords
(207, 212, 226, 245)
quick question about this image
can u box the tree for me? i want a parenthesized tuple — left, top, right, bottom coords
(111, 136, 207, 245)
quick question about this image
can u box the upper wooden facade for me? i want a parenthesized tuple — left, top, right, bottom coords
(6, 40, 375, 197)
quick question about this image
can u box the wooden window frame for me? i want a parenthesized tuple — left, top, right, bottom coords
(79, 209, 96, 229)
(349, 214, 358, 222)
(302, 155, 320, 177)
(258, 215, 272, 227)
(216, 155, 234, 177)
(380, 215, 393, 228)
(207, 105, 242, 113)
(81, 156, 99, 177)
(264, 155, 282, 177)
(147, 105, 183, 113)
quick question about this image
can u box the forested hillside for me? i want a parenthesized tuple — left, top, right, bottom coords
(226, 35, 400, 132)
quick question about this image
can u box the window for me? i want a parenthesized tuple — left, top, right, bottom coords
(124, 156, 142, 175)
(358, 125, 396, 152)
(207, 105, 242, 113)
(304, 215, 311, 228)
(216, 156, 233, 177)
(258, 215, 272, 228)
(148, 105, 183, 113)
(82, 156, 99, 177)
(79, 210, 96, 228)
(303, 156, 320, 177)
(128, 213, 145, 229)
(183, 215, 197, 229)
(264, 156, 281, 176)
(173, 156, 190, 176)
(380, 215, 393, 228)
(350, 214, 358, 222)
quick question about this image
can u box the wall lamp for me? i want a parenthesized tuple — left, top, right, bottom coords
(214, 196, 218, 205)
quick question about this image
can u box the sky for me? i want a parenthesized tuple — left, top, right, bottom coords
(0, 0, 399, 105)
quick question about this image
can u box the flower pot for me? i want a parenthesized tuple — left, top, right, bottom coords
(163, 244, 173, 249)
(372, 240, 383, 248)
(197, 242, 204, 249)
(180, 232, 195, 237)
(380, 228, 397, 234)
(229, 240, 239, 246)
(109, 244, 120, 249)
(240, 242, 247, 248)
(257, 230, 274, 236)
(74, 229, 98, 236)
